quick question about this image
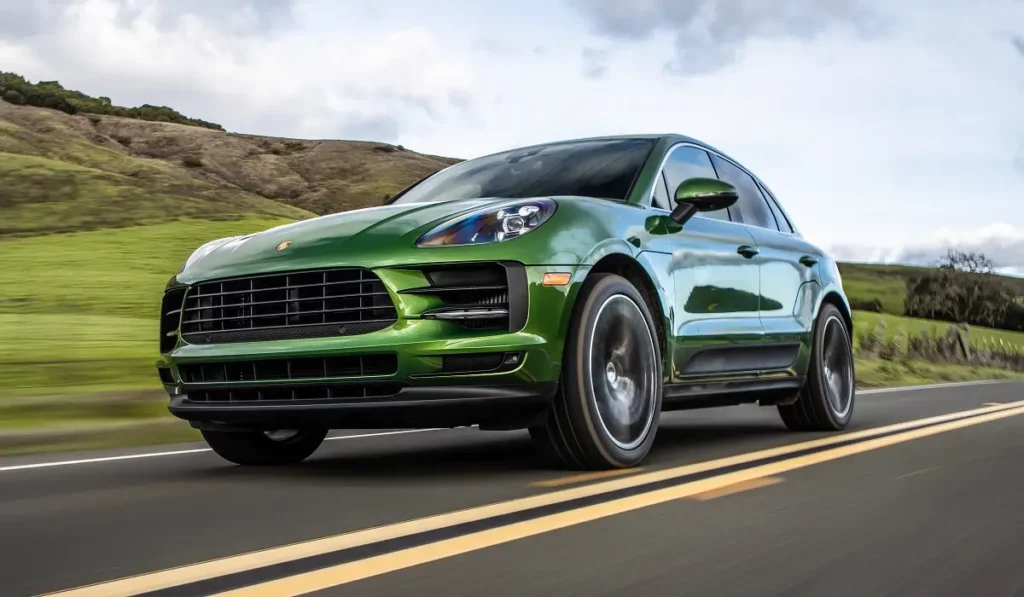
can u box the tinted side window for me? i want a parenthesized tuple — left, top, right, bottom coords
(710, 155, 775, 229)
(662, 146, 728, 221)
(652, 173, 671, 210)
(758, 182, 794, 233)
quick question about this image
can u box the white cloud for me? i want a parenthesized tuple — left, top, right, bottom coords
(0, 0, 1022, 267)
(830, 223, 1024, 273)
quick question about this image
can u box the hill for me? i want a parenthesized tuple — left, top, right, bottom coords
(0, 101, 459, 236)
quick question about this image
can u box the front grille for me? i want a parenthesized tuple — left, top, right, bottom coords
(178, 354, 397, 384)
(187, 383, 404, 403)
(179, 268, 397, 345)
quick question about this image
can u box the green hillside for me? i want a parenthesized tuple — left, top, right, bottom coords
(0, 98, 458, 236)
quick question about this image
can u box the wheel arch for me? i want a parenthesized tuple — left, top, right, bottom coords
(578, 252, 671, 359)
(819, 290, 853, 339)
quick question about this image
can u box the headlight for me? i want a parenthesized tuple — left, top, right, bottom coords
(417, 199, 557, 247)
(180, 236, 241, 273)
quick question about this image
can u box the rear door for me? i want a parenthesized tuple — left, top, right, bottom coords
(708, 154, 822, 376)
(645, 145, 764, 382)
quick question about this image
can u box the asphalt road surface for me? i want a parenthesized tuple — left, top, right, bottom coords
(2, 381, 1023, 597)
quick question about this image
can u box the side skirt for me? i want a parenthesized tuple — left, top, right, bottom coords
(661, 376, 804, 411)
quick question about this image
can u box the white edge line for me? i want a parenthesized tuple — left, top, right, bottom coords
(857, 380, 1005, 395)
(0, 428, 449, 473)
(0, 379, 1011, 473)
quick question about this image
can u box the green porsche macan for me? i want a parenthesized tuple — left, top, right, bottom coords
(157, 134, 856, 470)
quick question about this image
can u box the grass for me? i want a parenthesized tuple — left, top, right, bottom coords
(854, 358, 1024, 389)
(851, 310, 1024, 349)
(0, 217, 297, 398)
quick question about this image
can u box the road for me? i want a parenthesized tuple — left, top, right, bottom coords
(1, 381, 1022, 597)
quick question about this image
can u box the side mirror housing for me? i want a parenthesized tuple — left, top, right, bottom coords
(669, 177, 739, 225)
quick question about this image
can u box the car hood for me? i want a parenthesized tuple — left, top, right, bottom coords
(176, 198, 508, 282)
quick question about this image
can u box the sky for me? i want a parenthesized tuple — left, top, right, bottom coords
(1, 0, 1023, 273)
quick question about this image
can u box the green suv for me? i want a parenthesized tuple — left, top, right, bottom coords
(157, 135, 855, 470)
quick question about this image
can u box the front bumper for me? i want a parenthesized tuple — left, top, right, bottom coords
(168, 383, 558, 430)
(156, 264, 581, 430)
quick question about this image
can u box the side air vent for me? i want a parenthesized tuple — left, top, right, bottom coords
(401, 262, 527, 332)
(160, 288, 187, 353)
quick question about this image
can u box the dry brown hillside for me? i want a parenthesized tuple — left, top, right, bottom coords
(0, 101, 460, 235)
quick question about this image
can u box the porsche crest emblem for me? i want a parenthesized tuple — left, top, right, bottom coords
(275, 240, 293, 252)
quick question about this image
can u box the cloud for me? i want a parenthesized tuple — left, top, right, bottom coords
(0, 0, 474, 142)
(0, 0, 1022, 271)
(572, 0, 884, 74)
(830, 224, 1024, 274)
(581, 46, 609, 78)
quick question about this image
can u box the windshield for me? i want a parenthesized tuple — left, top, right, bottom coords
(390, 138, 656, 205)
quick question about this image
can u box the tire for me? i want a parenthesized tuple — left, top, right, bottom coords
(778, 303, 856, 431)
(530, 273, 663, 470)
(201, 428, 328, 466)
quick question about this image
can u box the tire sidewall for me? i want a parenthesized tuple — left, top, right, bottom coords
(811, 304, 855, 427)
(567, 274, 663, 467)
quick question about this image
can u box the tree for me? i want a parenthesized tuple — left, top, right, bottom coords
(937, 249, 994, 274)
(905, 250, 1012, 328)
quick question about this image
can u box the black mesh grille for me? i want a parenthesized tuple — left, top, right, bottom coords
(178, 354, 397, 384)
(187, 383, 404, 403)
(160, 289, 186, 353)
(179, 268, 397, 345)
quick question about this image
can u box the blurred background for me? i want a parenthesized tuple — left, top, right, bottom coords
(1, 0, 1023, 456)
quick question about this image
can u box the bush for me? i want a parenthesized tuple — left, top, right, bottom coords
(181, 156, 204, 168)
(849, 297, 884, 312)
(2, 89, 25, 105)
(0, 70, 224, 130)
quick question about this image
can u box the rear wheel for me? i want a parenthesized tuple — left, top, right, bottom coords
(201, 428, 328, 466)
(530, 273, 663, 470)
(778, 303, 855, 431)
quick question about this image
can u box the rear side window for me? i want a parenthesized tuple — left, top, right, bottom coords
(709, 155, 775, 230)
(662, 146, 729, 221)
(758, 182, 795, 233)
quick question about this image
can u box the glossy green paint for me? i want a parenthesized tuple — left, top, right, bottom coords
(158, 133, 851, 397)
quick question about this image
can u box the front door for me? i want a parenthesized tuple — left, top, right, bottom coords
(647, 145, 765, 382)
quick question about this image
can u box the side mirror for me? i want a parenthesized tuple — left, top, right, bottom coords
(669, 177, 739, 225)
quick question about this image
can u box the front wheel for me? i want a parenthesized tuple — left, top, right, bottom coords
(201, 428, 328, 465)
(778, 303, 856, 431)
(531, 273, 663, 470)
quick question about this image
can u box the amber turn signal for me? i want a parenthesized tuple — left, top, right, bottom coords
(542, 272, 572, 286)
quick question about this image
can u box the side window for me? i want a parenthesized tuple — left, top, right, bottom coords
(662, 146, 729, 221)
(652, 173, 671, 211)
(709, 155, 775, 230)
(758, 182, 795, 234)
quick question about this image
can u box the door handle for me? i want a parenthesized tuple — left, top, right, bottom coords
(799, 255, 818, 267)
(737, 245, 759, 259)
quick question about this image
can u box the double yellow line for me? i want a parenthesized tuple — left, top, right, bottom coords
(49, 400, 1024, 597)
